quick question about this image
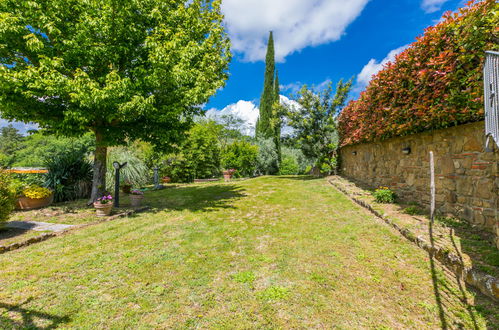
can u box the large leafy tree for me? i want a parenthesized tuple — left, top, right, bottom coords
(286, 80, 352, 174)
(0, 0, 231, 201)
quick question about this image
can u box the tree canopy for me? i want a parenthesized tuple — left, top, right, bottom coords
(0, 0, 231, 200)
(286, 80, 352, 173)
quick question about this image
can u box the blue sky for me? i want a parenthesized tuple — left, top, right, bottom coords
(2, 0, 466, 134)
(205, 0, 465, 112)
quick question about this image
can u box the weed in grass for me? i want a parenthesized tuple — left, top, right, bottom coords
(232, 271, 256, 285)
(371, 275, 381, 284)
(403, 206, 424, 216)
(329, 251, 340, 258)
(484, 252, 499, 267)
(152, 285, 165, 296)
(372, 187, 396, 203)
(309, 273, 327, 284)
(418, 301, 437, 313)
(356, 253, 367, 261)
(435, 216, 467, 229)
(258, 286, 289, 301)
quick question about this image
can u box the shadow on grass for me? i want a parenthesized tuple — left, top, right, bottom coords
(435, 216, 499, 278)
(0, 227, 31, 245)
(0, 299, 70, 329)
(428, 220, 499, 329)
(141, 183, 247, 213)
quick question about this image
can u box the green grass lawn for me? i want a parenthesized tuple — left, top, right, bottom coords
(0, 176, 497, 328)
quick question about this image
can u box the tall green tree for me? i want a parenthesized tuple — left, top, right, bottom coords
(272, 71, 281, 164)
(255, 31, 275, 139)
(286, 79, 352, 174)
(0, 0, 231, 201)
(0, 124, 24, 167)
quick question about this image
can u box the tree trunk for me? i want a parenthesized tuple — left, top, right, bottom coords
(88, 131, 107, 204)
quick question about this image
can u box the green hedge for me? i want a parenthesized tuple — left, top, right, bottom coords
(339, 0, 498, 146)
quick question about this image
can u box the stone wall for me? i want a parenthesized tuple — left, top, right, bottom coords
(339, 121, 499, 247)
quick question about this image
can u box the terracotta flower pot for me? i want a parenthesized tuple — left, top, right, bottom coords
(130, 194, 144, 207)
(162, 176, 171, 183)
(94, 202, 113, 217)
(16, 194, 54, 210)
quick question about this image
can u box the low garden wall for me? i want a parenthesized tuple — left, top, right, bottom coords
(339, 121, 499, 248)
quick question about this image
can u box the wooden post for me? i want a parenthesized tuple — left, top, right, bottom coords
(429, 151, 435, 223)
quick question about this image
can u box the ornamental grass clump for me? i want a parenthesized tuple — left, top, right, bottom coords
(373, 186, 396, 203)
(0, 171, 16, 226)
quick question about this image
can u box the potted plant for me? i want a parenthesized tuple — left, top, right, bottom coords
(162, 176, 171, 184)
(129, 189, 144, 207)
(222, 169, 236, 181)
(16, 185, 54, 210)
(94, 195, 113, 216)
(121, 180, 132, 194)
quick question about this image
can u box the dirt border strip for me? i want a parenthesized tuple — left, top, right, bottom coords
(328, 179, 499, 302)
(0, 206, 150, 255)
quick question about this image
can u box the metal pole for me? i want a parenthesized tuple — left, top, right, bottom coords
(430, 151, 435, 223)
(114, 167, 120, 208)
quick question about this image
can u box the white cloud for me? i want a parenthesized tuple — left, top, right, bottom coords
(204, 95, 299, 136)
(421, 0, 450, 13)
(355, 45, 408, 92)
(205, 100, 259, 136)
(280, 82, 303, 95)
(221, 0, 370, 62)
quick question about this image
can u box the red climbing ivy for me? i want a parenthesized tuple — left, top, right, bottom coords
(339, 0, 499, 146)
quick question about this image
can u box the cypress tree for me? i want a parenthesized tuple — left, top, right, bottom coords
(273, 71, 281, 164)
(255, 31, 275, 139)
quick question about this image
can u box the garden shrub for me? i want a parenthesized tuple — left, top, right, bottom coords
(280, 147, 313, 175)
(10, 172, 45, 188)
(278, 155, 299, 175)
(12, 132, 94, 167)
(255, 138, 278, 175)
(182, 122, 221, 179)
(222, 141, 259, 177)
(373, 187, 396, 203)
(159, 121, 223, 182)
(44, 148, 93, 202)
(339, 0, 499, 146)
(160, 154, 195, 183)
(0, 171, 16, 226)
(403, 205, 424, 215)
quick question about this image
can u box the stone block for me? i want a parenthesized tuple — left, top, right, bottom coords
(463, 135, 482, 152)
(440, 155, 454, 175)
(475, 179, 493, 200)
(446, 191, 457, 203)
(472, 212, 486, 226)
(456, 177, 473, 196)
